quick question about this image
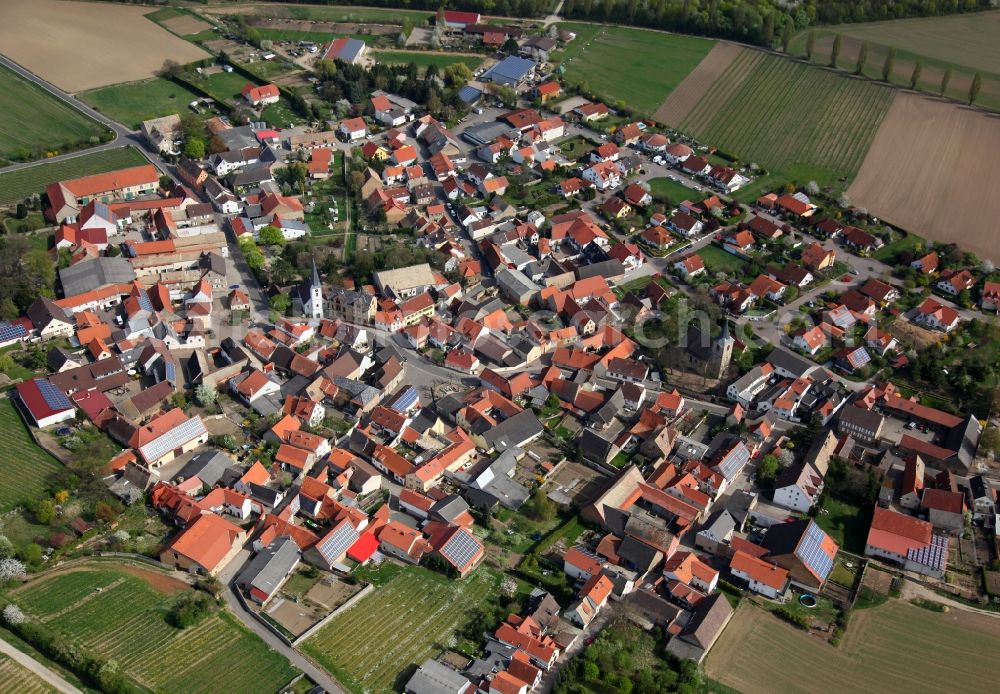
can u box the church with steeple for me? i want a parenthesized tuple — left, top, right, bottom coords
(293, 259, 324, 321)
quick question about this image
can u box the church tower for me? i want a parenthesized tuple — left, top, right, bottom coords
(308, 259, 323, 320)
(711, 319, 735, 378)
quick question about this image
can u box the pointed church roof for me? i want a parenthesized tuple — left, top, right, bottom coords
(312, 258, 321, 289)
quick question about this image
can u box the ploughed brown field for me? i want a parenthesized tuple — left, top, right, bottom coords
(0, 0, 208, 92)
(654, 42, 746, 126)
(849, 92, 1000, 262)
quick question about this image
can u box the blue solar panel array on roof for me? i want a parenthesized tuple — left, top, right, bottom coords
(440, 529, 481, 569)
(319, 522, 358, 563)
(796, 521, 835, 581)
(388, 386, 418, 413)
(137, 291, 153, 312)
(35, 379, 72, 411)
(0, 322, 27, 342)
(165, 362, 176, 383)
(716, 442, 750, 481)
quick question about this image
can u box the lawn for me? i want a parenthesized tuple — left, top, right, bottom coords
(556, 23, 716, 115)
(648, 176, 698, 205)
(873, 230, 926, 263)
(371, 51, 482, 73)
(679, 50, 894, 185)
(698, 244, 746, 274)
(8, 564, 298, 694)
(0, 147, 149, 206)
(706, 601, 1000, 694)
(813, 494, 871, 555)
(79, 76, 204, 129)
(195, 70, 261, 104)
(0, 399, 62, 513)
(0, 63, 106, 163)
(303, 565, 496, 694)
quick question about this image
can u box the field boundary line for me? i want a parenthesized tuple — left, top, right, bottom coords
(293, 583, 373, 646)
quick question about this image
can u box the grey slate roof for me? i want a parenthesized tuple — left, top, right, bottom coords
(59, 257, 135, 296)
(236, 536, 300, 598)
(404, 658, 471, 694)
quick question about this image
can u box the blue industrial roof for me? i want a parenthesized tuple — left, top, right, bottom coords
(482, 56, 535, 85)
(457, 85, 483, 103)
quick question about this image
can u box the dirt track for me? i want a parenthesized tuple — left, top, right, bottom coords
(653, 42, 744, 126)
(0, 0, 208, 92)
(848, 92, 1000, 262)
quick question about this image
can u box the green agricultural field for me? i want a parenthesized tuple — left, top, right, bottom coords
(0, 399, 62, 512)
(679, 51, 893, 185)
(9, 565, 297, 694)
(707, 601, 1000, 694)
(0, 147, 149, 206)
(0, 653, 55, 694)
(215, 4, 432, 24)
(303, 565, 497, 694)
(0, 64, 106, 163)
(79, 77, 204, 130)
(556, 23, 715, 116)
(371, 51, 483, 73)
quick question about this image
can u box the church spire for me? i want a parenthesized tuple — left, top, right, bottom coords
(311, 258, 321, 289)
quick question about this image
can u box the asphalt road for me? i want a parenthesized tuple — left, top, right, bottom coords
(216, 553, 348, 694)
(0, 636, 81, 694)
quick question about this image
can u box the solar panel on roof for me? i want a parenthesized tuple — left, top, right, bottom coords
(716, 443, 750, 480)
(165, 362, 176, 383)
(319, 522, 358, 562)
(139, 417, 207, 463)
(440, 529, 481, 569)
(796, 521, 834, 581)
(0, 322, 27, 342)
(35, 379, 72, 411)
(137, 291, 153, 312)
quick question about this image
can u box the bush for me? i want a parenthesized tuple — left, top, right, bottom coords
(773, 605, 810, 629)
(168, 591, 214, 629)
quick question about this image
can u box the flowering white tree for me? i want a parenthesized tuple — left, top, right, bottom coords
(500, 576, 518, 597)
(2, 604, 25, 625)
(0, 558, 26, 581)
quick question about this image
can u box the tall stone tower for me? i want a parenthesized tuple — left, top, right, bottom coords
(712, 319, 735, 378)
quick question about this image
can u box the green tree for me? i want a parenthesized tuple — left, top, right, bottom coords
(0, 354, 13, 373)
(184, 137, 206, 159)
(910, 59, 923, 90)
(757, 454, 780, 483)
(33, 498, 56, 525)
(805, 30, 815, 60)
(269, 293, 291, 315)
(969, 72, 982, 105)
(443, 62, 473, 87)
(855, 41, 868, 75)
(502, 36, 519, 54)
(940, 67, 952, 95)
(524, 487, 555, 523)
(781, 22, 792, 53)
(882, 47, 896, 82)
(17, 543, 42, 566)
(829, 34, 841, 68)
(258, 225, 284, 246)
(980, 426, 1000, 453)
(194, 382, 217, 407)
(582, 661, 599, 681)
